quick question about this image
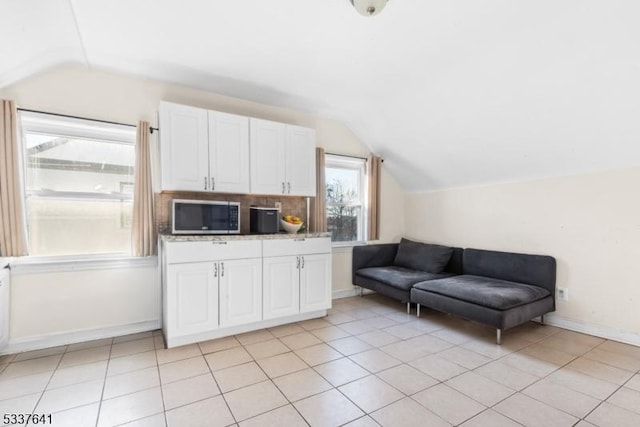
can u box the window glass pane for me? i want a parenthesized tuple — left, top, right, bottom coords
(26, 199, 133, 256)
(22, 124, 135, 256)
(326, 165, 362, 242)
(25, 133, 134, 194)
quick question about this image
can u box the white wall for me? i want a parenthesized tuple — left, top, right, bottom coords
(0, 65, 404, 345)
(9, 264, 159, 345)
(405, 167, 640, 343)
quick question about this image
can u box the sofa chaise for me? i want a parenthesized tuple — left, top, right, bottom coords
(352, 239, 556, 344)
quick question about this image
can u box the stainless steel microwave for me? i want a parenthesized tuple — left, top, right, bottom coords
(172, 199, 240, 234)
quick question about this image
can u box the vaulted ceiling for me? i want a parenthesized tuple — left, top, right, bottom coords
(2, 0, 640, 191)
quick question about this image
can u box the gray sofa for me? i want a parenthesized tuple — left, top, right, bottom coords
(352, 239, 556, 344)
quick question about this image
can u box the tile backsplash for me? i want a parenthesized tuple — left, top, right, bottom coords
(155, 191, 307, 234)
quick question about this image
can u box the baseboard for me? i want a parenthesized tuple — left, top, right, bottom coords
(3, 319, 161, 355)
(332, 288, 359, 299)
(540, 314, 640, 347)
(332, 287, 377, 300)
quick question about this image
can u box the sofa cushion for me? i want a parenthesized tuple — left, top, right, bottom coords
(393, 238, 453, 273)
(356, 266, 454, 292)
(412, 275, 550, 310)
(463, 249, 556, 294)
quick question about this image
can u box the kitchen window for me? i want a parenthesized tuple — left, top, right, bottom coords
(20, 112, 136, 257)
(325, 154, 367, 244)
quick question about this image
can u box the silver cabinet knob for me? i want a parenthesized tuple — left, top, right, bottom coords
(204, 177, 208, 190)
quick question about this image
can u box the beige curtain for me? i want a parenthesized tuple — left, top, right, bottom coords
(367, 155, 382, 241)
(132, 121, 156, 256)
(309, 147, 327, 232)
(0, 100, 27, 256)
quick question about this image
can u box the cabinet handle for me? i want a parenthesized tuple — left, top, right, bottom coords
(301, 256, 305, 269)
(211, 177, 215, 191)
(214, 263, 218, 278)
(212, 241, 228, 245)
(221, 262, 225, 277)
(287, 182, 291, 194)
(296, 256, 300, 269)
(282, 182, 285, 194)
(204, 177, 208, 190)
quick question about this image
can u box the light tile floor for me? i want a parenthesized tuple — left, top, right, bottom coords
(1, 294, 640, 427)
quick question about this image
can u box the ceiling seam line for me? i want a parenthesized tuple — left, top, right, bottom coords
(68, 0, 90, 68)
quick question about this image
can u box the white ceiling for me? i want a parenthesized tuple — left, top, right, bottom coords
(2, 0, 640, 191)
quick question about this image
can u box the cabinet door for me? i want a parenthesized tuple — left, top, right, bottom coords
(219, 258, 262, 327)
(250, 118, 286, 195)
(300, 254, 332, 313)
(208, 111, 250, 193)
(0, 269, 9, 350)
(286, 125, 316, 196)
(160, 102, 210, 191)
(166, 262, 218, 336)
(263, 256, 300, 320)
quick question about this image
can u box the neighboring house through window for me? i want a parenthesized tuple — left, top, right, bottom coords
(325, 154, 367, 244)
(20, 112, 136, 256)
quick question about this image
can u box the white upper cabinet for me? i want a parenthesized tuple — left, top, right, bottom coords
(249, 118, 286, 195)
(160, 102, 250, 193)
(250, 118, 316, 196)
(208, 111, 250, 193)
(160, 102, 209, 191)
(286, 125, 316, 196)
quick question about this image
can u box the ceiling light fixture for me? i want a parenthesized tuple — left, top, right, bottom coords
(350, 0, 389, 17)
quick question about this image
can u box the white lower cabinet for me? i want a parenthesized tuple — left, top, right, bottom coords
(166, 262, 219, 337)
(163, 237, 331, 348)
(219, 258, 262, 327)
(300, 254, 332, 313)
(263, 255, 300, 320)
(263, 237, 332, 319)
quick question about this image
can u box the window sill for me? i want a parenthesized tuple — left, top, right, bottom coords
(10, 255, 158, 275)
(332, 241, 368, 253)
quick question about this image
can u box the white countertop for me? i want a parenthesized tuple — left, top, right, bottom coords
(160, 232, 331, 242)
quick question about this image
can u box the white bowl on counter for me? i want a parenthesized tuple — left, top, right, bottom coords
(280, 220, 303, 234)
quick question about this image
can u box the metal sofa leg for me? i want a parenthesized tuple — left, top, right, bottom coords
(359, 286, 363, 297)
(406, 302, 410, 314)
(540, 314, 545, 325)
(417, 304, 421, 317)
(496, 329, 502, 345)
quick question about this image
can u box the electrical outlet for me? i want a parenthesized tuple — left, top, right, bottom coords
(557, 287, 569, 301)
(274, 202, 282, 211)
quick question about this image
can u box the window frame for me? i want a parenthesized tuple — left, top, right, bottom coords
(19, 112, 137, 259)
(324, 154, 368, 247)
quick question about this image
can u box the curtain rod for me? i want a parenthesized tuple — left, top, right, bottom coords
(325, 152, 384, 163)
(17, 108, 159, 134)
(326, 152, 368, 161)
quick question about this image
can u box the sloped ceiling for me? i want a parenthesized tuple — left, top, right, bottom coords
(2, 0, 640, 191)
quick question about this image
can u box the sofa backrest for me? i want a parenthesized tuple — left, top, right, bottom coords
(463, 248, 556, 293)
(444, 247, 464, 275)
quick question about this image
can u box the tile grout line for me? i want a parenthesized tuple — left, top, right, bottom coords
(93, 338, 114, 427)
(27, 344, 70, 419)
(250, 348, 312, 426)
(577, 367, 640, 425)
(202, 344, 241, 426)
(153, 335, 170, 427)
